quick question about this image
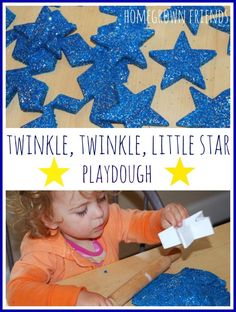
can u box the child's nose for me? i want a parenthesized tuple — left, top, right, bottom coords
(93, 204, 104, 218)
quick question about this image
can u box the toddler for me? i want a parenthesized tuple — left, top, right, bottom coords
(7, 191, 188, 306)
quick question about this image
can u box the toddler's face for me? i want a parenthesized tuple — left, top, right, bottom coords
(50, 191, 109, 240)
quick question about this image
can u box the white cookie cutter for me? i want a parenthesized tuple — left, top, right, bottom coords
(158, 211, 214, 249)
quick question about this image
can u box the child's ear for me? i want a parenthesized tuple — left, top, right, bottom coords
(41, 216, 58, 230)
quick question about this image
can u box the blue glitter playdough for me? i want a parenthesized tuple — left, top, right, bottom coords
(176, 87, 230, 128)
(61, 33, 94, 67)
(6, 8, 17, 47)
(6, 68, 48, 112)
(102, 85, 169, 128)
(91, 23, 154, 69)
(149, 31, 217, 90)
(77, 47, 130, 127)
(51, 94, 87, 114)
(6, 8, 16, 29)
(160, 6, 225, 35)
(22, 104, 58, 128)
(6, 29, 18, 47)
(209, 16, 230, 55)
(22, 94, 87, 128)
(12, 6, 76, 74)
(132, 268, 230, 306)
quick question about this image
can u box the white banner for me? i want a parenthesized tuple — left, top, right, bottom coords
(4, 128, 233, 190)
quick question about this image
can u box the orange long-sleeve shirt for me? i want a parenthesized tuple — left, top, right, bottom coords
(7, 204, 163, 306)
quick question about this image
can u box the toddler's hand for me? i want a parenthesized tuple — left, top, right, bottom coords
(76, 289, 113, 306)
(160, 203, 189, 229)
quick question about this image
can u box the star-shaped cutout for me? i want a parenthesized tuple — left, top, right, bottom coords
(77, 47, 130, 127)
(160, 6, 225, 35)
(6, 29, 17, 47)
(12, 6, 76, 74)
(166, 158, 194, 185)
(22, 94, 86, 128)
(14, 6, 76, 57)
(149, 31, 217, 90)
(176, 87, 230, 128)
(91, 23, 154, 69)
(102, 85, 169, 128)
(39, 158, 69, 186)
(6, 67, 48, 111)
(6, 8, 16, 29)
(209, 16, 230, 55)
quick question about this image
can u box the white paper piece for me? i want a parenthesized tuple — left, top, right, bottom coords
(158, 211, 214, 249)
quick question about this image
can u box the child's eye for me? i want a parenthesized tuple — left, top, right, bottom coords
(76, 207, 88, 217)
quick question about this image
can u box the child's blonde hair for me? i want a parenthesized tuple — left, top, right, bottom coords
(7, 191, 111, 239)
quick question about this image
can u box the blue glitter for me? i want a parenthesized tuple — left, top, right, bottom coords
(100, 6, 147, 28)
(12, 35, 32, 64)
(6, 29, 17, 47)
(61, 33, 94, 67)
(209, 16, 230, 55)
(149, 31, 217, 90)
(28, 49, 57, 75)
(102, 85, 169, 128)
(132, 268, 230, 306)
(6, 8, 16, 29)
(6, 68, 48, 112)
(160, 6, 225, 35)
(6, 67, 30, 107)
(51, 94, 87, 114)
(22, 103, 58, 128)
(12, 35, 57, 75)
(14, 7, 76, 56)
(77, 47, 129, 100)
(12, 6, 76, 74)
(91, 23, 154, 69)
(176, 87, 230, 128)
(77, 46, 130, 127)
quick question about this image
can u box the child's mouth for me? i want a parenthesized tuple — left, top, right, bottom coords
(94, 223, 104, 231)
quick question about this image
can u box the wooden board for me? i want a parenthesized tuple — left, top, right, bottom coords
(58, 222, 230, 305)
(6, 5, 231, 128)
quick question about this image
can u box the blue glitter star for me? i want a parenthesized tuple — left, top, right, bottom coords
(22, 93, 88, 128)
(22, 103, 57, 128)
(78, 46, 129, 99)
(78, 47, 130, 127)
(61, 33, 94, 67)
(6, 29, 17, 47)
(51, 94, 87, 114)
(209, 16, 230, 55)
(6, 68, 48, 112)
(149, 31, 217, 90)
(160, 6, 225, 35)
(132, 268, 230, 306)
(91, 23, 154, 69)
(101, 85, 169, 128)
(6, 8, 16, 29)
(176, 87, 230, 128)
(12, 6, 76, 74)
(100, 6, 147, 28)
(6, 8, 17, 47)
(14, 7, 76, 58)
(12, 35, 58, 74)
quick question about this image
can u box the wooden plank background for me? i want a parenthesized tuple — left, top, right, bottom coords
(6, 5, 231, 128)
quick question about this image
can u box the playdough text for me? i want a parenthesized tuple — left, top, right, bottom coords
(6, 134, 230, 156)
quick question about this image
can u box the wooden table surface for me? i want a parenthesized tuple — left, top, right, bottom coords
(58, 222, 230, 306)
(6, 5, 230, 128)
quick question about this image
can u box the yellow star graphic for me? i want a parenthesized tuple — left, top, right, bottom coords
(39, 158, 69, 186)
(166, 158, 194, 185)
